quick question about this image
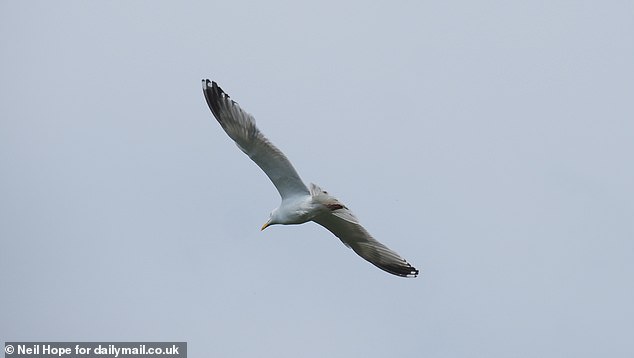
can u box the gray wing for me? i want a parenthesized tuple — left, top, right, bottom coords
(202, 79, 309, 199)
(313, 208, 419, 278)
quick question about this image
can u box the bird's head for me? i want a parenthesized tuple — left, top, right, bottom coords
(261, 209, 279, 231)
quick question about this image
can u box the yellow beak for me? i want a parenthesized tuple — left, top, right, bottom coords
(261, 221, 271, 231)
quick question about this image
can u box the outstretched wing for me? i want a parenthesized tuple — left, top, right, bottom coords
(313, 207, 419, 278)
(202, 79, 309, 199)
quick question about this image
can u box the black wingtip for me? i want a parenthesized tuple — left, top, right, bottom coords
(201, 79, 218, 91)
(382, 261, 420, 278)
(409, 264, 420, 278)
(202, 79, 228, 99)
(403, 266, 420, 278)
(202, 79, 236, 130)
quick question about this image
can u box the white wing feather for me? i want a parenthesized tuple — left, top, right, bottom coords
(312, 200, 419, 278)
(202, 80, 309, 199)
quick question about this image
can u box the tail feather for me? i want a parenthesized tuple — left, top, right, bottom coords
(309, 183, 324, 197)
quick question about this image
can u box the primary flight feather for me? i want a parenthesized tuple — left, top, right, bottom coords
(202, 79, 419, 278)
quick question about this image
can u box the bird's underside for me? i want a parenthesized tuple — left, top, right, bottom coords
(202, 79, 419, 278)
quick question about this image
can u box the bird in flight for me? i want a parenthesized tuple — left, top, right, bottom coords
(202, 79, 419, 277)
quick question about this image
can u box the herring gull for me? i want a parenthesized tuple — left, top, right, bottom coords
(202, 79, 419, 278)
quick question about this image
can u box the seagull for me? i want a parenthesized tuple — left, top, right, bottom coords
(202, 79, 419, 278)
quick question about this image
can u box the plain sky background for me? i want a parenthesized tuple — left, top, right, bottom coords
(1, 1, 633, 357)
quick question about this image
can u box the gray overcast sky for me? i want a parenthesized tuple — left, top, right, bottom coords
(1, 1, 633, 357)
